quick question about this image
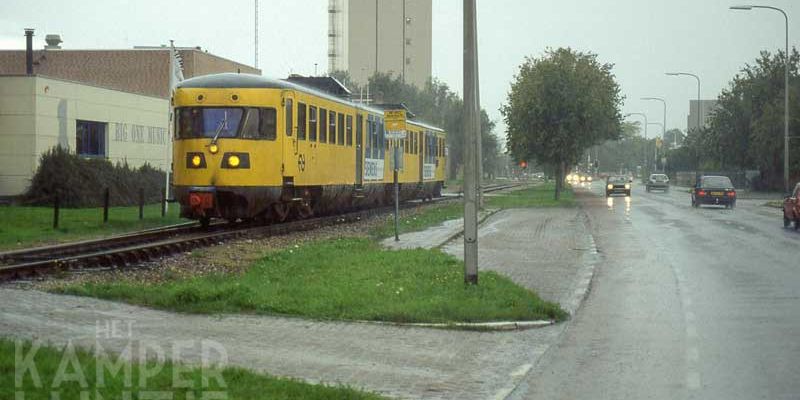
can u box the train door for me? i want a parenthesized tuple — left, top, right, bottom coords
(355, 113, 364, 187)
(418, 131, 424, 183)
(282, 92, 299, 181)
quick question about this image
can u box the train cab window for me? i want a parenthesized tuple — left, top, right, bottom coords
(297, 102, 306, 140)
(346, 115, 353, 146)
(309, 106, 317, 142)
(337, 113, 345, 145)
(319, 108, 327, 143)
(329, 110, 336, 144)
(285, 99, 293, 136)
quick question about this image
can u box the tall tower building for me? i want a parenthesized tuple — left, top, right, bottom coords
(328, 0, 432, 89)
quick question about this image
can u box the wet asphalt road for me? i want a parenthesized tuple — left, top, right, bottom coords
(512, 183, 800, 400)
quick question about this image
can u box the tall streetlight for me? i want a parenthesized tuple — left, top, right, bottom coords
(641, 97, 666, 139)
(730, 5, 790, 193)
(625, 112, 649, 170)
(665, 72, 701, 146)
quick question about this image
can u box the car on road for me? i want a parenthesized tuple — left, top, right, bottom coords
(606, 175, 631, 197)
(691, 175, 736, 208)
(783, 182, 800, 230)
(646, 174, 670, 192)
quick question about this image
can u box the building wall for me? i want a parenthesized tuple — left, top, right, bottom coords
(687, 99, 718, 132)
(0, 75, 169, 197)
(339, 0, 432, 89)
(0, 49, 260, 99)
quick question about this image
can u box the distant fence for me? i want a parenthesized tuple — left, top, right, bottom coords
(671, 170, 760, 189)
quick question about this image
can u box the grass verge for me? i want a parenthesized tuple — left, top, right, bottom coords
(0, 204, 185, 250)
(56, 238, 566, 324)
(486, 183, 574, 209)
(369, 202, 463, 239)
(1, 339, 384, 399)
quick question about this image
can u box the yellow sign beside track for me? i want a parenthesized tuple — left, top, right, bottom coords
(385, 110, 407, 132)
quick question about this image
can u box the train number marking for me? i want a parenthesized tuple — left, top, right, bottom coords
(297, 154, 306, 172)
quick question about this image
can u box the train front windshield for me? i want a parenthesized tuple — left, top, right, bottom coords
(177, 107, 243, 139)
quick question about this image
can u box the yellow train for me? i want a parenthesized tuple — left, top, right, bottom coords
(172, 73, 446, 225)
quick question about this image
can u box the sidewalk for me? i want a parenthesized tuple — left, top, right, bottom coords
(0, 207, 598, 400)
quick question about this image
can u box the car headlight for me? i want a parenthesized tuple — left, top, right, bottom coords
(625, 183, 631, 189)
(587, 177, 593, 182)
(607, 184, 613, 190)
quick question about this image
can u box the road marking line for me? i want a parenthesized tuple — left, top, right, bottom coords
(687, 347, 699, 362)
(686, 325, 698, 338)
(510, 363, 533, 378)
(687, 371, 701, 390)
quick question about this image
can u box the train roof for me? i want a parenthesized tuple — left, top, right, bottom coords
(177, 73, 444, 133)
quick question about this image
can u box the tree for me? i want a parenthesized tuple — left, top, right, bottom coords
(668, 48, 799, 189)
(502, 48, 623, 199)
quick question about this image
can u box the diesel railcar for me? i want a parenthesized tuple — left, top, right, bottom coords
(172, 73, 446, 225)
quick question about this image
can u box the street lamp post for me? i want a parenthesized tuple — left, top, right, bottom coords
(649, 122, 664, 172)
(625, 112, 649, 171)
(642, 97, 667, 171)
(666, 72, 701, 147)
(730, 5, 790, 193)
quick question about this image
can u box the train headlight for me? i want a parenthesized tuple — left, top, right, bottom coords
(221, 153, 250, 169)
(191, 155, 202, 167)
(209, 143, 219, 154)
(228, 155, 240, 168)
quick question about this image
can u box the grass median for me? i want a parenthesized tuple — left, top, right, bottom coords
(486, 183, 574, 209)
(1, 339, 384, 400)
(57, 238, 566, 324)
(0, 204, 185, 250)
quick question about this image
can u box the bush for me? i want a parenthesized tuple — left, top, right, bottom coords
(25, 146, 167, 207)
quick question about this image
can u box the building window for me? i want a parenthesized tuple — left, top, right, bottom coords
(406, 57, 411, 65)
(76, 120, 106, 157)
(405, 38, 412, 45)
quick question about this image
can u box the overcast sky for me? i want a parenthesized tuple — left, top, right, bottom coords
(1, 0, 797, 140)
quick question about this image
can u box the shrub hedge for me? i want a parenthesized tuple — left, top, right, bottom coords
(25, 146, 168, 207)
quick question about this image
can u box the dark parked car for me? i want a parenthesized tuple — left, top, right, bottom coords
(606, 175, 631, 197)
(691, 175, 736, 208)
(646, 174, 669, 192)
(783, 183, 800, 230)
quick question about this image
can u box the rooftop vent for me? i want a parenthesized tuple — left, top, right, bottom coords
(44, 34, 62, 49)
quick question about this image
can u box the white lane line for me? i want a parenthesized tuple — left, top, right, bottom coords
(686, 325, 698, 339)
(687, 371, 701, 390)
(687, 347, 699, 363)
(510, 363, 533, 378)
(685, 311, 696, 322)
(493, 364, 534, 400)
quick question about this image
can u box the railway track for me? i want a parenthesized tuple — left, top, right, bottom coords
(0, 183, 524, 282)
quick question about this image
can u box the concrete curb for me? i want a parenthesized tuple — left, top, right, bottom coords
(433, 208, 502, 250)
(354, 318, 556, 331)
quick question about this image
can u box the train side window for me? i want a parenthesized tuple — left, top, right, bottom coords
(284, 99, 293, 136)
(369, 117, 377, 158)
(309, 106, 317, 142)
(297, 102, 306, 140)
(261, 108, 277, 140)
(346, 115, 353, 146)
(319, 108, 327, 143)
(329, 110, 336, 144)
(337, 113, 345, 145)
(378, 119, 385, 159)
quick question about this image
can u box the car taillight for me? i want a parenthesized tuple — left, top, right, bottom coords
(698, 190, 706, 196)
(727, 191, 736, 197)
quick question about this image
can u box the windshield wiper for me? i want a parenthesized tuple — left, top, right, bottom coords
(210, 111, 229, 145)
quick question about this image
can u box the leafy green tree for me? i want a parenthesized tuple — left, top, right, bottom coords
(669, 48, 799, 189)
(502, 48, 623, 199)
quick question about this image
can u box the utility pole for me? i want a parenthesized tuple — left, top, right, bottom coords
(463, 0, 479, 285)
